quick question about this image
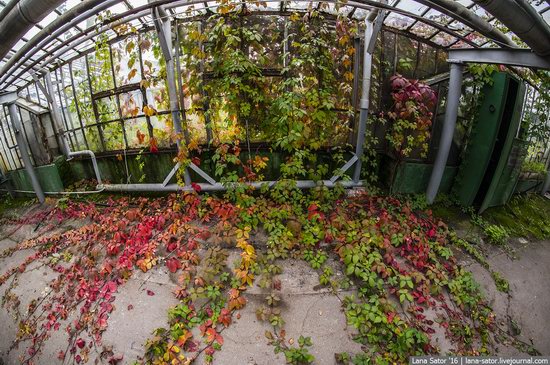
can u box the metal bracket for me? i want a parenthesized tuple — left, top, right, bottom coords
(151, 7, 173, 62)
(189, 162, 216, 185)
(367, 10, 387, 54)
(30, 72, 53, 104)
(162, 162, 180, 187)
(162, 162, 217, 187)
(330, 155, 359, 183)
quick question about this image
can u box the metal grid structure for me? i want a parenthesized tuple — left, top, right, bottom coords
(15, 25, 449, 157)
(0, 0, 549, 202)
(0, 102, 54, 172)
(0, 0, 549, 93)
(520, 82, 550, 180)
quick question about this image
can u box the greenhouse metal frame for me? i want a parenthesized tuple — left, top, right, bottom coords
(0, 0, 549, 203)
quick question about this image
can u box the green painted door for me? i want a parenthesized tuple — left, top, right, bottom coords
(453, 72, 509, 206)
(478, 79, 526, 212)
(453, 73, 526, 210)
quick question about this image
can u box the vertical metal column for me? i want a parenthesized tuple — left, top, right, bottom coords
(44, 71, 71, 158)
(426, 62, 464, 203)
(352, 20, 374, 183)
(152, 5, 191, 186)
(349, 36, 361, 145)
(7, 102, 45, 203)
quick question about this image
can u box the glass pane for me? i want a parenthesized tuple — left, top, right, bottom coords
(71, 58, 95, 126)
(73, 129, 88, 152)
(87, 44, 115, 93)
(112, 35, 142, 86)
(125, 117, 149, 148)
(140, 31, 169, 112)
(96, 96, 119, 123)
(103, 122, 125, 150)
(150, 114, 173, 147)
(84, 126, 103, 151)
(385, 13, 415, 30)
(119, 90, 144, 118)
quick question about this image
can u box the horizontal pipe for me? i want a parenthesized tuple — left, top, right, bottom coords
(99, 180, 365, 192)
(0, 187, 105, 195)
(68, 150, 102, 185)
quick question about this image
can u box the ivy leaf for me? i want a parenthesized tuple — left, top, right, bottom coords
(165, 258, 181, 273)
(191, 183, 202, 193)
(136, 130, 146, 144)
(146, 290, 155, 296)
(140, 38, 151, 51)
(142, 105, 157, 117)
(128, 68, 137, 80)
(76, 338, 85, 349)
(126, 41, 135, 53)
(149, 137, 158, 153)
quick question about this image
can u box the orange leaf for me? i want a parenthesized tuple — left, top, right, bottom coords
(128, 68, 137, 80)
(136, 130, 146, 144)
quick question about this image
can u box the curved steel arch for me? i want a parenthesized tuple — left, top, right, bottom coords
(0, 0, 505, 91)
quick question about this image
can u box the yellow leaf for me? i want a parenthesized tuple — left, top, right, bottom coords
(126, 41, 135, 54)
(188, 138, 199, 151)
(140, 79, 150, 89)
(143, 105, 157, 117)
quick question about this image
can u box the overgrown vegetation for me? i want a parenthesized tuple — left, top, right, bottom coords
(0, 185, 534, 364)
(484, 194, 550, 240)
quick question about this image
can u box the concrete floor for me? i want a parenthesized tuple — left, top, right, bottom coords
(0, 204, 549, 364)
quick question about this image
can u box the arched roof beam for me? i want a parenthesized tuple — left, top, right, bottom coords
(414, 0, 517, 48)
(0, 0, 124, 87)
(0, 0, 66, 59)
(472, 0, 550, 57)
(1, 0, 483, 90)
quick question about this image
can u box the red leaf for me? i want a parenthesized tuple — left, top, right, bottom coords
(106, 281, 117, 293)
(206, 328, 217, 343)
(166, 258, 181, 273)
(149, 137, 159, 153)
(191, 182, 202, 193)
(75, 355, 82, 364)
(167, 241, 178, 252)
(127, 304, 134, 311)
(146, 289, 155, 296)
(76, 338, 85, 349)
